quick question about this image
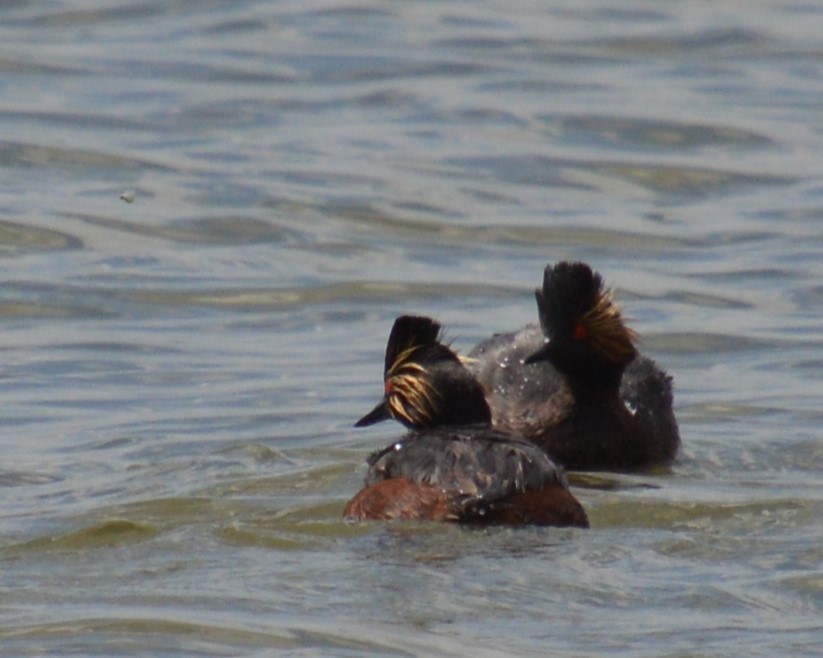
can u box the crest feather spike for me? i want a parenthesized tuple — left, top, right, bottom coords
(535, 262, 637, 367)
(384, 315, 443, 376)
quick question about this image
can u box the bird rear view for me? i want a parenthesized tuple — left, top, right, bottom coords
(345, 315, 588, 527)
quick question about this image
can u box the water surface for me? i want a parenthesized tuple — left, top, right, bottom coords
(0, 1, 821, 656)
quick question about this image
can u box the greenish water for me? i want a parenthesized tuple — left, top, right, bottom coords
(0, 1, 821, 656)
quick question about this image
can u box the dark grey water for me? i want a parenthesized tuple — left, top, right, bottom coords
(1, 1, 821, 656)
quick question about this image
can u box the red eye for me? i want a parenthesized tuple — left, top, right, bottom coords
(573, 324, 588, 340)
(384, 379, 393, 395)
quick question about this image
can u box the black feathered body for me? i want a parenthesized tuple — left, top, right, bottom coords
(468, 268, 680, 472)
(365, 427, 566, 503)
(346, 427, 588, 527)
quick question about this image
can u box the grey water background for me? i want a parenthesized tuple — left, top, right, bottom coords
(0, 1, 821, 656)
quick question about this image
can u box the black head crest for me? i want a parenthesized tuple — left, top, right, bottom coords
(530, 262, 636, 368)
(356, 315, 490, 429)
(383, 315, 450, 376)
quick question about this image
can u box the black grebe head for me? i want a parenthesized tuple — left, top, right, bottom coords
(525, 262, 637, 388)
(355, 315, 492, 429)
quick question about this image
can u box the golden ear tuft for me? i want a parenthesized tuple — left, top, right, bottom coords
(386, 363, 441, 426)
(581, 288, 637, 365)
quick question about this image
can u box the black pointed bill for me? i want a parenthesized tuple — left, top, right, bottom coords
(354, 400, 392, 427)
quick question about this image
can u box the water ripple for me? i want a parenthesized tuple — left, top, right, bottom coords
(0, 1, 820, 656)
(71, 213, 300, 246)
(0, 219, 81, 253)
(0, 140, 171, 173)
(551, 114, 775, 151)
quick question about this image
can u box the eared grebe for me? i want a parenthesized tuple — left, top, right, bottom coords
(344, 315, 588, 527)
(468, 262, 680, 472)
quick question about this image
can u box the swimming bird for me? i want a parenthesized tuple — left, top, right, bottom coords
(344, 315, 588, 527)
(468, 261, 680, 472)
